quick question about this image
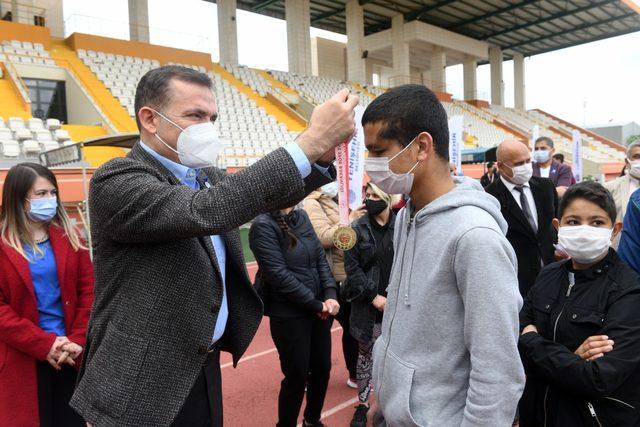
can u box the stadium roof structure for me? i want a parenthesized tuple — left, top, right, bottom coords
(220, 0, 640, 60)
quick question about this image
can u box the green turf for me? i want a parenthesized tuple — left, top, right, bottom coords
(239, 225, 255, 263)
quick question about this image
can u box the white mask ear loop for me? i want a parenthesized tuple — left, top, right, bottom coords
(151, 108, 184, 155)
(388, 136, 420, 174)
(151, 108, 185, 132)
(388, 136, 417, 164)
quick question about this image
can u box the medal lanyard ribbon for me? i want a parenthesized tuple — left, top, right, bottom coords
(335, 140, 350, 225)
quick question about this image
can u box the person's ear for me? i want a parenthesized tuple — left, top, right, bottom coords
(496, 161, 508, 176)
(552, 218, 560, 232)
(415, 132, 433, 162)
(138, 107, 158, 135)
(612, 220, 623, 240)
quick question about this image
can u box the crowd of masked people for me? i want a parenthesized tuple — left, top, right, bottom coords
(1, 65, 640, 427)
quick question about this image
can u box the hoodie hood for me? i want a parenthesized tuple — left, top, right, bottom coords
(407, 176, 508, 236)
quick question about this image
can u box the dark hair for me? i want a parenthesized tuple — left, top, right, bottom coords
(271, 210, 297, 249)
(535, 136, 554, 148)
(558, 181, 617, 224)
(487, 161, 495, 168)
(362, 84, 449, 160)
(553, 153, 564, 163)
(134, 65, 213, 129)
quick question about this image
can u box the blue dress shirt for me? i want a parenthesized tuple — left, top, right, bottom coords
(140, 140, 320, 343)
(25, 240, 66, 336)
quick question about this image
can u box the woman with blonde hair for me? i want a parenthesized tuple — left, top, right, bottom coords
(0, 162, 94, 427)
(343, 182, 396, 426)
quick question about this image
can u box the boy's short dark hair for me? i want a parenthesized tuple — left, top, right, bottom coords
(362, 84, 449, 160)
(558, 181, 617, 223)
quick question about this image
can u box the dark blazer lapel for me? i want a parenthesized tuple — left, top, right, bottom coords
(129, 142, 182, 186)
(1, 242, 35, 301)
(496, 179, 537, 238)
(200, 167, 251, 282)
(529, 179, 546, 238)
(132, 142, 223, 279)
(196, 168, 225, 279)
(549, 161, 559, 184)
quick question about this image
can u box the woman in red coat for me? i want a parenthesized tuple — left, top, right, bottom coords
(0, 163, 94, 427)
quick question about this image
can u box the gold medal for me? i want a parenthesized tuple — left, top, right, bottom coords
(333, 226, 357, 251)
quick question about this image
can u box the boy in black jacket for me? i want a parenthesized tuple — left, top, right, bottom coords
(519, 181, 640, 427)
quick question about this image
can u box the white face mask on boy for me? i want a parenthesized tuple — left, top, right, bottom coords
(365, 137, 419, 195)
(557, 225, 612, 264)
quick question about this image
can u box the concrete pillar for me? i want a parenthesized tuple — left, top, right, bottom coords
(128, 0, 150, 43)
(390, 15, 410, 87)
(11, 0, 19, 22)
(217, 0, 238, 65)
(11, 0, 34, 24)
(489, 46, 503, 106)
(364, 59, 374, 85)
(463, 56, 477, 100)
(285, 0, 312, 75)
(429, 46, 446, 92)
(513, 53, 526, 110)
(346, 0, 366, 84)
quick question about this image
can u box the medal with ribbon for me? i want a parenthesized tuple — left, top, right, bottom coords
(332, 140, 357, 251)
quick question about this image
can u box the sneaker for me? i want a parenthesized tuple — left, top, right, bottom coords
(302, 420, 325, 427)
(347, 377, 358, 388)
(350, 404, 369, 427)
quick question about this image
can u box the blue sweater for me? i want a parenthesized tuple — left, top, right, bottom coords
(25, 240, 66, 336)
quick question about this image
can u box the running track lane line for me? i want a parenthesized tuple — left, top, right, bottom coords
(220, 326, 343, 369)
(296, 397, 360, 427)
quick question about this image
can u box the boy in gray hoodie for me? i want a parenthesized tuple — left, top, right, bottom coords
(363, 85, 525, 426)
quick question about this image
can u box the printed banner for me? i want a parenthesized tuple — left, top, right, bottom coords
(531, 125, 539, 156)
(448, 115, 464, 173)
(347, 106, 366, 209)
(572, 129, 583, 182)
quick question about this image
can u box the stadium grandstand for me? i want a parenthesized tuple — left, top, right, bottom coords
(0, 0, 636, 257)
(0, 0, 639, 424)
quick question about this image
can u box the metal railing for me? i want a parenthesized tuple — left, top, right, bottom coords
(1, 57, 31, 110)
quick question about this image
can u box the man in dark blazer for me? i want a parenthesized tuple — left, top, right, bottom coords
(532, 136, 574, 196)
(70, 66, 358, 426)
(480, 161, 499, 188)
(486, 139, 558, 297)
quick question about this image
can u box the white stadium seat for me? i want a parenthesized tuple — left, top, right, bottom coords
(1, 140, 20, 158)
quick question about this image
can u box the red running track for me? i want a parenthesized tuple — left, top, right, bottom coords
(221, 263, 375, 426)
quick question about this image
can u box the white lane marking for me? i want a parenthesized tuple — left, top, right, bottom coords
(296, 397, 360, 426)
(221, 326, 342, 369)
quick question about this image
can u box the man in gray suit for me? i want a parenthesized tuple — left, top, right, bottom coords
(70, 66, 358, 427)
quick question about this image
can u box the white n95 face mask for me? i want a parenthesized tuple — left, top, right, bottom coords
(557, 225, 612, 264)
(365, 137, 419, 195)
(507, 163, 533, 186)
(153, 110, 220, 169)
